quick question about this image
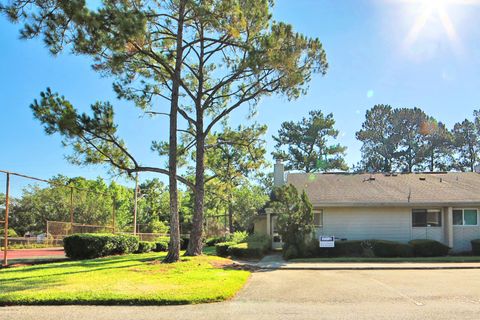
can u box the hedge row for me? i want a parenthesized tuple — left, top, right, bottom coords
(291, 239, 451, 259)
(215, 234, 270, 258)
(135, 241, 156, 253)
(64, 234, 139, 259)
(63, 233, 195, 259)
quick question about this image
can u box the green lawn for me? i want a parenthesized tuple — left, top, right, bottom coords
(0, 252, 250, 305)
(202, 246, 216, 256)
(289, 256, 480, 263)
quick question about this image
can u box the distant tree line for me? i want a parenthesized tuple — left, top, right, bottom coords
(356, 105, 480, 173)
(273, 105, 480, 173)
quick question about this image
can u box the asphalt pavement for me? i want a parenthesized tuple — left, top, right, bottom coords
(1, 268, 480, 320)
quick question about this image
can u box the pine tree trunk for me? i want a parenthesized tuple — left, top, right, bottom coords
(186, 27, 206, 257)
(164, 0, 186, 263)
(228, 204, 234, 233)
(186, 131, 205, 256)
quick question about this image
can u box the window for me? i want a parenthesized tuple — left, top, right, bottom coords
(313, 210, 323, 227)
(412, 209, 442, 227)
(453, 209, 478, 226)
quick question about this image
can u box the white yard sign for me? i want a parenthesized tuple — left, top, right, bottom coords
(319, 236, 335, 248)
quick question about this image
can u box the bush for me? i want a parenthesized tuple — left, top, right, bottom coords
(135, 241, 156, 253)
(154, 239, 169, 252)
(409, 239, 450, 257)
(472, 239, 480, 255)
(229, 231, 249, 244)
(7, 228, 18, 237)
(111, 234, 139, 254)
(327, 240, 365, 257)
(228, 234, 271, 259)
(228, 242, 268, 259)
(63, 233, 139, 259)
(283, 245, 300, 260)
(205, 236, 226, 247)
(215, 241, 236, 257)
(308, 239, 414, 259)
(372, 240, 413, 258)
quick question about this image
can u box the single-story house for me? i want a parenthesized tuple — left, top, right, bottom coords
(254, 161, 480, 253)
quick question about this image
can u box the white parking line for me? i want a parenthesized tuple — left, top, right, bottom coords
(370, 278, 424, 306)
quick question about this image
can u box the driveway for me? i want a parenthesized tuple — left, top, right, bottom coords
(1, 269, 480, 320)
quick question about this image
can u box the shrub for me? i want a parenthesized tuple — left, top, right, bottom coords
(409, 239, 450, 257)
(228, 242, 268, 259)
(372, 240, 413, 258)
(156, 236, 170, 243)
(64, 234, 122, 259)
(229, 231, 249, 244)
(471, 239, 480, 255)
(135, 241, 156, 253)
(205, 236, 226, 247)
(111, 234, 139, 254)
(7, 228, 18, 237)
(311, 239, 413, 259)
(154, 239, 169, 252)
(228, 234, 271, 259)
(331, 240, 365, 257)
(215, 241, 236, 257)
(283, 245, 300, 260)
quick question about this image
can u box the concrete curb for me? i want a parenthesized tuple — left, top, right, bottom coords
(255, 265, 480, 271)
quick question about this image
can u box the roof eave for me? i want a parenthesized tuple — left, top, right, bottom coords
(312, 201, 480, 208)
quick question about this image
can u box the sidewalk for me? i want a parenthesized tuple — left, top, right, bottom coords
(239, 254, 480, 270)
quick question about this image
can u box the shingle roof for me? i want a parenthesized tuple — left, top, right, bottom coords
(286, 172, 480, 207)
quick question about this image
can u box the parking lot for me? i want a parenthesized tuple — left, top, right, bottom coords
(2, 268, 480, 320)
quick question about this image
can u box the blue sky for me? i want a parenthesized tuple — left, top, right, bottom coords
(2, 0, 480, 192)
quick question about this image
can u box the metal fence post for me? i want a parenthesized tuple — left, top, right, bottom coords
(3, 173, 10, 267)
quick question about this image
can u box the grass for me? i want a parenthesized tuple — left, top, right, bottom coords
(289, 256, 480, 263)
(202, 246, 216, 256)
(0, 252, 250, 305)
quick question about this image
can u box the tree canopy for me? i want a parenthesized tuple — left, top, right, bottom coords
(273, 110, 347, 173)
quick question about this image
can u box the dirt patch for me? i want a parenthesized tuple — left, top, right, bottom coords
(210, 260, 259, 271)
(128, 267, 168, 274)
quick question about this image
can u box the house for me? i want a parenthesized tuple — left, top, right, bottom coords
(254, 161, 480, 252)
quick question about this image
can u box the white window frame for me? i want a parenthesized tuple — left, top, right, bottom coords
(313, 209, 323, 227)
(452, 208, 479, 227)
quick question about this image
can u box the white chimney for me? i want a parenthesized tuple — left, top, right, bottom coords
(273, 159, 285, 187)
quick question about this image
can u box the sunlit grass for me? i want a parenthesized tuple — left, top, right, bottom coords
(0, 252, 250, 305)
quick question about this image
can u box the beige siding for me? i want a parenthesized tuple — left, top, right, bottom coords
(316, 207, 412, 243)
(254, 217, 267, 235)
(453, 226, 480, 252)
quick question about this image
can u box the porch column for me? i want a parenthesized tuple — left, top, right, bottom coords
(445, 207, 453, 248)
(266, 208, 272, 236)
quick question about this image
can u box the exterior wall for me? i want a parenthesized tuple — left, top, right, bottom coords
(411, 227, 444, 243)
(315, 207, 412, 243)
(260, 205, 480, 252)
(452, 208, 480, 252)
(253, 217, 267, 235)
(452, 227, 480, 252)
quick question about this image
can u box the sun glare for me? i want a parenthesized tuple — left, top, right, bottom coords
(398, 0, 480, 56)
